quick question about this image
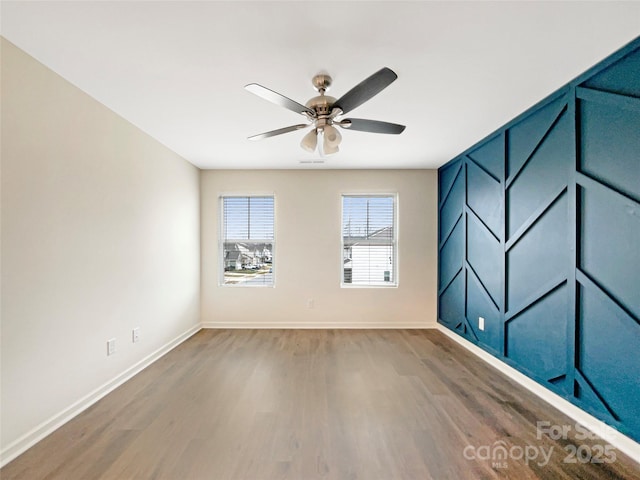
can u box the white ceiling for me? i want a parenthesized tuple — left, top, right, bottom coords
(2, 2, 639, 170)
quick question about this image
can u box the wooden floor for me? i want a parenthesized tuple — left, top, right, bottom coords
(2, 329, 639, 480)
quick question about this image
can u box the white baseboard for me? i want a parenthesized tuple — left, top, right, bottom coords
(436, 324, 640, 465)
(201, 321, 435, 329)
(0, 324, 202, 468)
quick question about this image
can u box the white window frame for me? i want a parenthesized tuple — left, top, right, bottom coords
(341, 193, 398, 288)
(219, 194, 275, 288)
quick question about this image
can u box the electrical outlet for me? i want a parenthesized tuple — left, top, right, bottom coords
(132, 327, 140, 343)
(107, 338, 116, 356)
(478, 317, 485, 331)
(307, 299, 314, 309)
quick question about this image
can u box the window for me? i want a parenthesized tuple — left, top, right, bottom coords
(220, 196, 274, 286)
(342, 194, 397, 286)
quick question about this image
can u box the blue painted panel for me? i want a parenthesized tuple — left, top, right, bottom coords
(467, 215, 501, 308)
(582, 48, 640, 98)
(579, 284, 640, 436)
(468, 134, 504, 180)
(580, 185, 640, 317)
(439, 158, 462, 201)
(438, 271, 465, 327)
(467, 160, 502, 238)
(507, 194, 568, 312)
(580, 99, 640, 200)
(466, 271, 501, 351)
(439, 219, 463, 290)
(506, 284, 568, 383)
(439, 170, 464, 239)
(507, 95, 566, 181)
(574, 380, 612, 421)
(507, 111, 571, 238)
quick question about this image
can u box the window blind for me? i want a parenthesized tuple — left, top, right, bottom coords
(342, 195, 396, 286)
(221, 196, 274, 286)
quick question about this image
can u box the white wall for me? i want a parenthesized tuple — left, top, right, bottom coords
(0, 39, 201, 459)
(201, 169, 437, 328)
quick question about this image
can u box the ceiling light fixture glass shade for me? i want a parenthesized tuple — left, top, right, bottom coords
(323, 142, 339, 155)
(322, 124, 341, 154)
(300, 128, 318, 152)
(323, 124, 341, 147)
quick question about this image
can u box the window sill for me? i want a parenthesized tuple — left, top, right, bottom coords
(340, 283, 398, 289)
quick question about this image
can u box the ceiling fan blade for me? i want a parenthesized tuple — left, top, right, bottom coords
(245, 84, 316, 117)
(248, 124, 310, 141)
(333, 67, 398, 115)
(339, 118, 405, 134)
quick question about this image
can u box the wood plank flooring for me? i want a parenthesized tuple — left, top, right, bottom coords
(2, 329, 639, 479)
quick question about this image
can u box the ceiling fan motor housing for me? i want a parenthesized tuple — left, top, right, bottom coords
(305, 94, 337, 117)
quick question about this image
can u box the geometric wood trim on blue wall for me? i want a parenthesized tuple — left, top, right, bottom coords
(437, 36, 640, 442)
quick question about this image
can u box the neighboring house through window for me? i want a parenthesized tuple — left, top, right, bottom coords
(342, 194, 397, 286)
(220, 196, 274, 286)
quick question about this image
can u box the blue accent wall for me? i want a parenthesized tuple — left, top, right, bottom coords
(437, 37, 640, 442)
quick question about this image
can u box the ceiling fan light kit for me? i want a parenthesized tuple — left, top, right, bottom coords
(300, 128, 318, 152)
(323, 124, 342, 147)
(245, 68, 406, 155)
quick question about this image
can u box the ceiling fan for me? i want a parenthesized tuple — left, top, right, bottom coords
(245, 67, 406, 155)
